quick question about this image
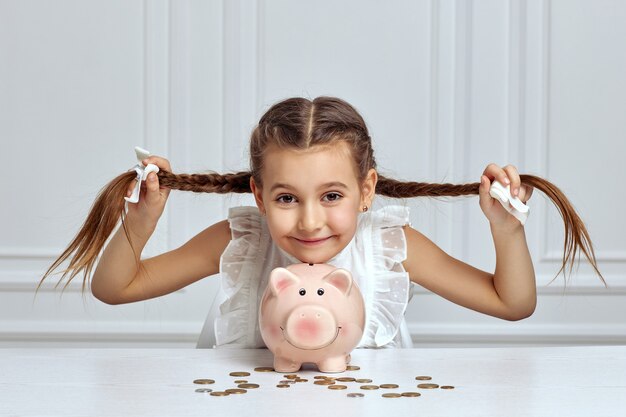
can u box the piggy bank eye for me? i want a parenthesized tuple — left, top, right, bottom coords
(298, 288, 306, 296)
(317, 288, 324, 296)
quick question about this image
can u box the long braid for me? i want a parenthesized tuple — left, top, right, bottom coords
(158, 171, 252, 193)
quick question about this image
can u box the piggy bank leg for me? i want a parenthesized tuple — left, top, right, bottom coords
(273, 356, 301, 373)
(317, 355, 348, 373)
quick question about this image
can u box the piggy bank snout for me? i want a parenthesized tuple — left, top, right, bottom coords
(284, 305, 339, 350)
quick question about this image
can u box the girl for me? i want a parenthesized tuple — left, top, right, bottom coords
(41, 96, 604, 348)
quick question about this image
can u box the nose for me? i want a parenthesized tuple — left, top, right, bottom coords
(298, 202, 324, 233)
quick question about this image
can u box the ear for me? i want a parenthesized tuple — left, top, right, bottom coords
(269, 267, 301, 296)
(361, 168, 378, 208)
(250, 176, 265, 214)
(322, 268, 353, 296)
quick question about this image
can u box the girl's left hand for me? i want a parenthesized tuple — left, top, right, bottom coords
(478, 163, 534, 228)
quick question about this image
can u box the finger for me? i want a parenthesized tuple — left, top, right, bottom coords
(519, 184, 534, 203)
(142, 156, 171, 198)
(144, 171, 162, 205)
(142, 156, 172, 172)
(478, 175, 494, 209)
(482, 163, 510, 186)
(502, 165, 521, 197)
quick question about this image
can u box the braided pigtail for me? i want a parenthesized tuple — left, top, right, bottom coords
(377, 174, 605, 286)
(40, 170, 253, 291)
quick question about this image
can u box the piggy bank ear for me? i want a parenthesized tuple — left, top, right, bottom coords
(269, 267, 301, 296)
(322, 268, 353, 296)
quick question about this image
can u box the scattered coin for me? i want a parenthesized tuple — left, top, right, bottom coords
(328, 385, 348, 390)
(354, 378, 372, 383)
(440, 385, 455, 390)
(237, 383, 260, 389)
(276, 384, 291, 388)
(254, 367, 275, 372)
(296, 378, 308, 383)
(210, 391, 230, 397)
(336, 377, 356, 382)
(360, 385, 379, 390)
(415, 376, 432, 381)
(313, 376, 328, 380)
(193, 379, 215, 385)
(417, 383, 440, 389)
(279, 380, 296, 384)
(382, 393, 402, 398)
(284, 374, 298, 379)
(347, 393, 364, 398)
(195, 388, 213, 393)
(234, 380, 247, 384)
(379, 384, 399, 389)
(229, 371, 250, 377)
(225, 388, 247, 394)
(346, 365, 360, 371)
(314, 380, 335, 386)
(401, 392, 421, 397)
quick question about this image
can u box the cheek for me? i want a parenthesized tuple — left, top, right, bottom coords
(327, 206, 358, 234)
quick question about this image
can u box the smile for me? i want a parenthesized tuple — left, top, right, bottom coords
(293, 236, 332, 246)
(279, 326, 342, 350)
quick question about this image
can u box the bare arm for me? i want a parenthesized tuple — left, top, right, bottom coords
(92, 219, 231, 304)
(402, 225, 535, 321)
(401, 163, 537, 320)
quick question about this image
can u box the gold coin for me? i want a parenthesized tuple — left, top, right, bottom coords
(417, 383, 439, 389)
(314, 380, 335, 385)
(279, 380, 295, 384)
(276, 384, 290, 388)
(336, 377, 356, 382)
(382, 393, 402, 398)
(195, 388, 213, 393)
(284, 374, 298, 379)
(234, 380, 247, 384)
(347, 393, 364, 398)
(325, 377, 336, 381)
(379, 384, 399, 389)
(328, 385, 348, 390)
(440, 385, 455, 390)
(360, 385, 379, 390)
(355, 378, 372, 383)
(401, 392, 421, 397)
(193, 379, 215, 385)
(237, 383, 260, 389)
(210, 391, 229, 396)
(229, 371, 250, 377)
(346, 365, 360, 371)
(415, 376, 432, 381)
(296, 378, 308, 383)
(225, 388, 247, 394)
(254, 366, 275, 372)
(313, 376, 328, 380)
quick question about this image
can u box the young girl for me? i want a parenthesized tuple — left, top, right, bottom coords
(41, 96, 604, 348)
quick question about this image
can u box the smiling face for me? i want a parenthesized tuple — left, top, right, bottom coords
(251, 141, 377, 264)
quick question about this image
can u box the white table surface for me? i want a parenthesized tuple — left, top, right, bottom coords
(1, 346, 625, 417)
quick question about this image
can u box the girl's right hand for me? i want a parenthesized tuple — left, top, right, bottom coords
(125, 155, 172, 237)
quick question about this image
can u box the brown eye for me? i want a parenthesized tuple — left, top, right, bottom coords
(299, 288, 306, 296)
(317, 288, 324, 296)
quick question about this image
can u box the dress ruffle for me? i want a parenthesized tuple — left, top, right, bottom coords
(212, 205, 412, 349)
(356, 206, 411, 348)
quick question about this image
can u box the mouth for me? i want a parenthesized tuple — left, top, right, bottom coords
(279, 326, 342, 350)
(293, 236, 333, 246)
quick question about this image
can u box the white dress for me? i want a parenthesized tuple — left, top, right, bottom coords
(196, 205, 414, 349)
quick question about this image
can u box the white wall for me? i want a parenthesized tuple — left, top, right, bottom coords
(1, 0, 624, 347)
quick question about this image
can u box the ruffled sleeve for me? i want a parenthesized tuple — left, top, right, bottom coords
(357, 206, 411, 348)
(214, 207, 270, 347)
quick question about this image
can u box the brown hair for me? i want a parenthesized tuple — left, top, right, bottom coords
(40, 96, 606, 290)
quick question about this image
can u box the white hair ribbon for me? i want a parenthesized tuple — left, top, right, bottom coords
(124, 146, 160, 204)
(489, 180, 530, 225)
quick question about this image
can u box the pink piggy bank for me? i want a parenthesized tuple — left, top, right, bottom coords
(259, 263, 365, 373)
